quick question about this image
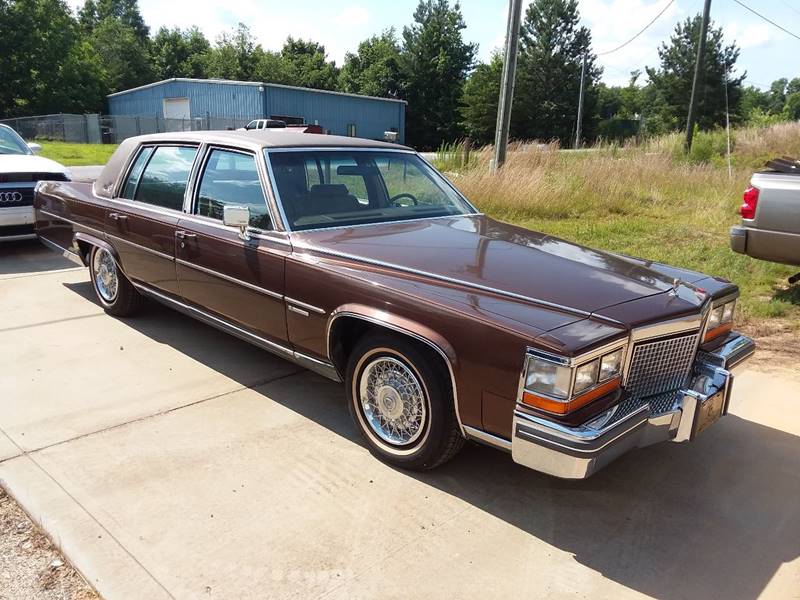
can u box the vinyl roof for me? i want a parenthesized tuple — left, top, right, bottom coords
(130, 130, 412, 151)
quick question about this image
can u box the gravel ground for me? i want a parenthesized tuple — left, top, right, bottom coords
(0, 486, 98, 600)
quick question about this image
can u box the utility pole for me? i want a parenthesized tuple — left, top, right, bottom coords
(685, 0, 712, 152)
(574, 53, 587, 149)
(493, 0, 524, 171)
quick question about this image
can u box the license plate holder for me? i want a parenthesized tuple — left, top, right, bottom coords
(694, 388, 726, 436)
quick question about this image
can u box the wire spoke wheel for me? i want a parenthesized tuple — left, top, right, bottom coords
(358, 356, 427, 446)
(92, 248, 119, 303)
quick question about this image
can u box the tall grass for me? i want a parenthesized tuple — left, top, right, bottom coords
(434, 123, 800, 329)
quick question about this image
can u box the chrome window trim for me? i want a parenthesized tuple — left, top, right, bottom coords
(175, 258, 284, 300)
(114, 142, 201, 210)
(285, 297, 326, 315)
(264, 148, 480, 234)
(284, 212, 484, 235)
(266, 147, 417, 154)
(190, 145, 276, 231)
(293, 240, 608, 324)
(325, 311, 466, 437)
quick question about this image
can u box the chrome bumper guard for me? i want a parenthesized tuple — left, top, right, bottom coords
(511, 332, 755, 479)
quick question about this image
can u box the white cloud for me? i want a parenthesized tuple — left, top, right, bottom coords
(579, 0, 686, 85)
(724, 21, 774, 49)
(335, 6, 370, 28)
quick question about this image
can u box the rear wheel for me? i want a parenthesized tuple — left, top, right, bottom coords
(89, 246, 142, 316)
(346, 333, 464, 470)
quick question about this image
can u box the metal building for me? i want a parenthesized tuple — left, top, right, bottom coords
(107, 78, 406, 143)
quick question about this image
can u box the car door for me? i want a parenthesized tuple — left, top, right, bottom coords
(175, 146, 289, 344)
(108, 144, 199, 296)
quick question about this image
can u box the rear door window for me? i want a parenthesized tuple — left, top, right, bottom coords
(134, 145, 198, 211)
(195, 148, 271, 230)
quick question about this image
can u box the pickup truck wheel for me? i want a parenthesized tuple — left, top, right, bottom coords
(346, 333, 464, 470)
(89, 246, 142, 316)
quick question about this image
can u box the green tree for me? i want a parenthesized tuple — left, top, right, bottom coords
(339, 30, 402, 97)
(400, 0, 476, 149)
(78, 0, 148, 42)
(460, 52, 503, 145)
(280, 38, 339, 90)
(645, 15, 744, 133)
(205, 23, 259, 80)
(0, 0, 105, 116)
(151, 26, 211, 79)
(784, 92, 800, 120)
(90, 16, 155, 93)
(512, 0, 600, 144)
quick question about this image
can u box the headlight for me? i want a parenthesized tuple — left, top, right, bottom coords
(574, 359, 599, 394)
(524, 356, 571, 400)
(707, 305, 724, 330)
(521, 346, 625, 415)
(704, 299, 736, 341)
(600, 349, 623, 381)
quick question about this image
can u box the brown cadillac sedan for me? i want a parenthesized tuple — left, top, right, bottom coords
(34, 131, 755, 479)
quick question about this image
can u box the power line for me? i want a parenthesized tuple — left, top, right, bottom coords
(732, 0, 800, 43)
(780, 1, 800, 18)
(597, 0, 676, 56)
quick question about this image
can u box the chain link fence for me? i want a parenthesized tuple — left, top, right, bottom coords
(0, 114, 253, 144)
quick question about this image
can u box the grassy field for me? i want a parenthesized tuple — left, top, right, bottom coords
(37, 141, 118, 166)
(435, 124, 800, 334)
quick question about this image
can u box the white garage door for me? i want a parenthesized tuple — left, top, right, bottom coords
(163, 97, 191, 120)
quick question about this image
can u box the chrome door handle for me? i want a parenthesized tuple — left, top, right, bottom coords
(175, 231, 197, 240)
(109, 213, 127, 221)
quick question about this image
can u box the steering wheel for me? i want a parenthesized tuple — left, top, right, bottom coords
(389, 192, 419, 207)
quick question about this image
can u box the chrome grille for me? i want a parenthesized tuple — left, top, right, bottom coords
(625, 332, 699, 400)
(605, 390, 682, 426)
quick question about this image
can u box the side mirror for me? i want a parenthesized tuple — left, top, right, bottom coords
(28, 142, 42, 154)
(223, 205, 251, 240)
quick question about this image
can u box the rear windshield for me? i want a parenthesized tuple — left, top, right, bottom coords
(266, 150, 476, 231)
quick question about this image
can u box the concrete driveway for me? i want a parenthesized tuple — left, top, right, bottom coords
(1, 240, 799, 600)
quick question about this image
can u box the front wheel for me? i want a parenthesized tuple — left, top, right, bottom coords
(346, 333, 464, 470)
(89, 246, 143, 316)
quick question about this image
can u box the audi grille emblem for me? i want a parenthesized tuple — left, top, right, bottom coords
(0, 191, 23, 203)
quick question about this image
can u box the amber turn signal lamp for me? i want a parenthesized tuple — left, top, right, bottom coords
(522, 377, 622, 415)
(704, 322, 733, 343)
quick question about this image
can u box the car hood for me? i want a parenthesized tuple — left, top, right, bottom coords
(294, 215, 708, 318)
(0, 154, 69, 175)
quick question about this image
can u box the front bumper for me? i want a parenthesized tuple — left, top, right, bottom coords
(511, 332, 755, 479)
(0, 206, 36, 241)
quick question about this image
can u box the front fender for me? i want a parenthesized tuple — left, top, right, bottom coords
(327, 303, 464, 435)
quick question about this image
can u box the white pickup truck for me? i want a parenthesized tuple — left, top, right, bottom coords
(731, 158, 800, 283)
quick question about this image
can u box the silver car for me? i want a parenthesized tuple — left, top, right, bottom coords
(731, 158, 800, 282)
(0, 124, 70, 241)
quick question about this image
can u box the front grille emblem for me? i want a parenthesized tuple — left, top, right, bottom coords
(0, 191, 23, 203)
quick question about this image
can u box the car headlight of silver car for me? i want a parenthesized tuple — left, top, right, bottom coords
(520, 345, 626, 415)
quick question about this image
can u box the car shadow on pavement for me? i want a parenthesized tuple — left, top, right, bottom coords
(64, 279, 800, 600)
(0, 240, 77, 276)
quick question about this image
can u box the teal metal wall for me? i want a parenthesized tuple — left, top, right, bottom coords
(108, 79, 406, 143)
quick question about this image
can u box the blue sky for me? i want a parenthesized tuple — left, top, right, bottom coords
(67, 0, 800, 89)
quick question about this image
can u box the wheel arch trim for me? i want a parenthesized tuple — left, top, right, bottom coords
(326, 305, 465, 436)
(74, 232, 128, 277)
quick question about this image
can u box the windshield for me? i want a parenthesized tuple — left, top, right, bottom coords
(266, 150, 476, 231)
(0, 126, 31, 155)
